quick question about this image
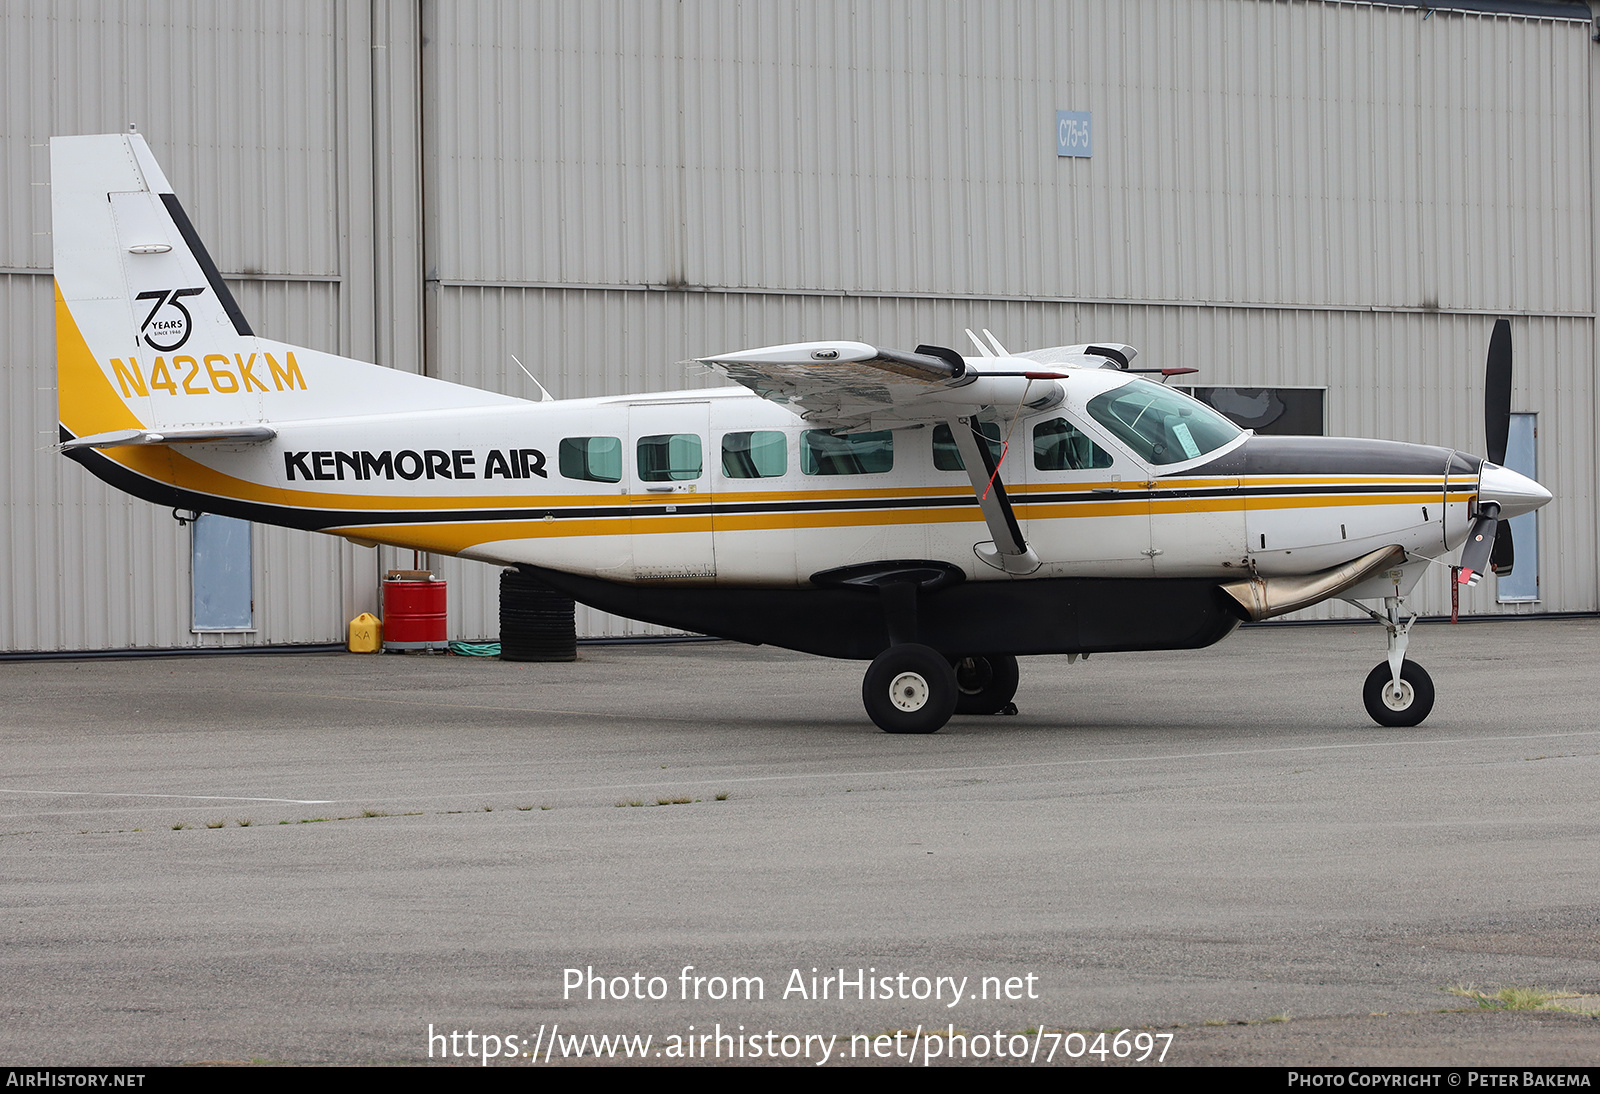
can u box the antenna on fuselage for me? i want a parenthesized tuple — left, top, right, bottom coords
(510, 354, 554, 402)
(964, 329, 996, 357)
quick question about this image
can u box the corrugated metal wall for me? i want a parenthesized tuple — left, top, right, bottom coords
(2, 0, 1595, 651)
(422, 0, 1591, 309)
(1, 0, 374, 651)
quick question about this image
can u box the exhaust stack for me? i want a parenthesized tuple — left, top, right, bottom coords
(1220, 545, 1407, 622)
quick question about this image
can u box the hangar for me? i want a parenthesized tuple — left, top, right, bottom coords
(2, 0, 1595, 653)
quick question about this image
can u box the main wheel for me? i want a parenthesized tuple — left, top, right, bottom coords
(862, 644, 958, 734)
(951, 654, 1020, 715)
(1362, 660, 1435, 727)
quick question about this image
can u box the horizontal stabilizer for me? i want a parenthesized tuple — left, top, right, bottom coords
(60, 424, 277, 451)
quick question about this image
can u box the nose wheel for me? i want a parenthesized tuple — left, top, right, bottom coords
(1344, 592, 1436, 727)
(1362, 660, 1435, 727)
(862, 644, 957, 733)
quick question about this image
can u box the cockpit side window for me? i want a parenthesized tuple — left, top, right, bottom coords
(1032, 417, 1113, 471)
(1085, 380, 1241, 465)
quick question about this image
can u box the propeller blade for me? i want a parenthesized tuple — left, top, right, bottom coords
(1485, 318, 1512, 466)
(1489, 520, 1515, 577)
(1458, 502, 1501, 586)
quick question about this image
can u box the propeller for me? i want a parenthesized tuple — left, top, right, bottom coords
(1484, 319, 1511, 465)
(1458, 500, 1499, 587)
(1459, 319, 1514, 587)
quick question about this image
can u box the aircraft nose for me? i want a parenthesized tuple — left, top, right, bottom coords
(1478, 461, 1551, 519)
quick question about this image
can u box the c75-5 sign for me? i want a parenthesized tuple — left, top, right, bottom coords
(1057, 111, 1091, 158)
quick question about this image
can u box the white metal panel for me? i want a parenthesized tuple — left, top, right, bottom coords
(1, 0, 341, 276)
(421, 0, 1591, 311)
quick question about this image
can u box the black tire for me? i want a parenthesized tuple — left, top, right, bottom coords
(500, 568, 577, 662)
(1362, 660, 1435, 727)
(862, 644, 958, 734)
(951, 654, 1020, 715)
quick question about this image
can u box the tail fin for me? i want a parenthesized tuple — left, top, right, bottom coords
(51, 134, 518, 448)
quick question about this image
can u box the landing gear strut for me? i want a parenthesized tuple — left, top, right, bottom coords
(846, 566, 1022, 733)
(1345, 594, 1435, 727)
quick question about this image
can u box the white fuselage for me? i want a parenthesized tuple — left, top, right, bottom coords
(177, 369, 1475, 589)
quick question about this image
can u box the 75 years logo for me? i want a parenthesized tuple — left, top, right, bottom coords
(135, 287, 205, 351)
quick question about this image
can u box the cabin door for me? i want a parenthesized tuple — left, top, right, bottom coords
(627, 401, 716, 582)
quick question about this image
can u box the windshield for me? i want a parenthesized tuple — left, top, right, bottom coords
(1084, 379, 1242, 465)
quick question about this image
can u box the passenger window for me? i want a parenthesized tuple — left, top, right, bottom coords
(559, 436, 622, 483)
(1033, 417, 1114, 471)
(721, 431, 788, 478)
(801, 430, 894, 475)
(932, 422, 1003, 471)
(637, 433, 703, 481)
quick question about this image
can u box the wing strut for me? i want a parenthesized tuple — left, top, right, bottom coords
(948, 416, 1041, 575)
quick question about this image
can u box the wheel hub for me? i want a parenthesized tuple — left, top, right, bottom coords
(1382, 680, 1414, 711)
(889, 671, 930, 712)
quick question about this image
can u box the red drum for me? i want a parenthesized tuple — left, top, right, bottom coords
(382, 573, 447, 651)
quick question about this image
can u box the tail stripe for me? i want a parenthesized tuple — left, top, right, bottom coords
(158, 193, 252, 337)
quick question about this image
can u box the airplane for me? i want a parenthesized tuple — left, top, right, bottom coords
(49, 133, 1552, 734)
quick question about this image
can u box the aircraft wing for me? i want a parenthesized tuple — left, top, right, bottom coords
(694, 341, 1064, 431)
(697, 340, 1085, 575)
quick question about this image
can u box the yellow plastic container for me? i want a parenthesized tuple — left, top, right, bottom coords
(347, 612, 382, 653)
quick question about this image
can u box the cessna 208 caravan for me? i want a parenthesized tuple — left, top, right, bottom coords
(51, 133, 1551, 733)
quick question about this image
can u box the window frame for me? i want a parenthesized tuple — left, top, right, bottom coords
(558, 435, 624, 483)
(799, 429, 895, 476)
(720, 429, 790, 479)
